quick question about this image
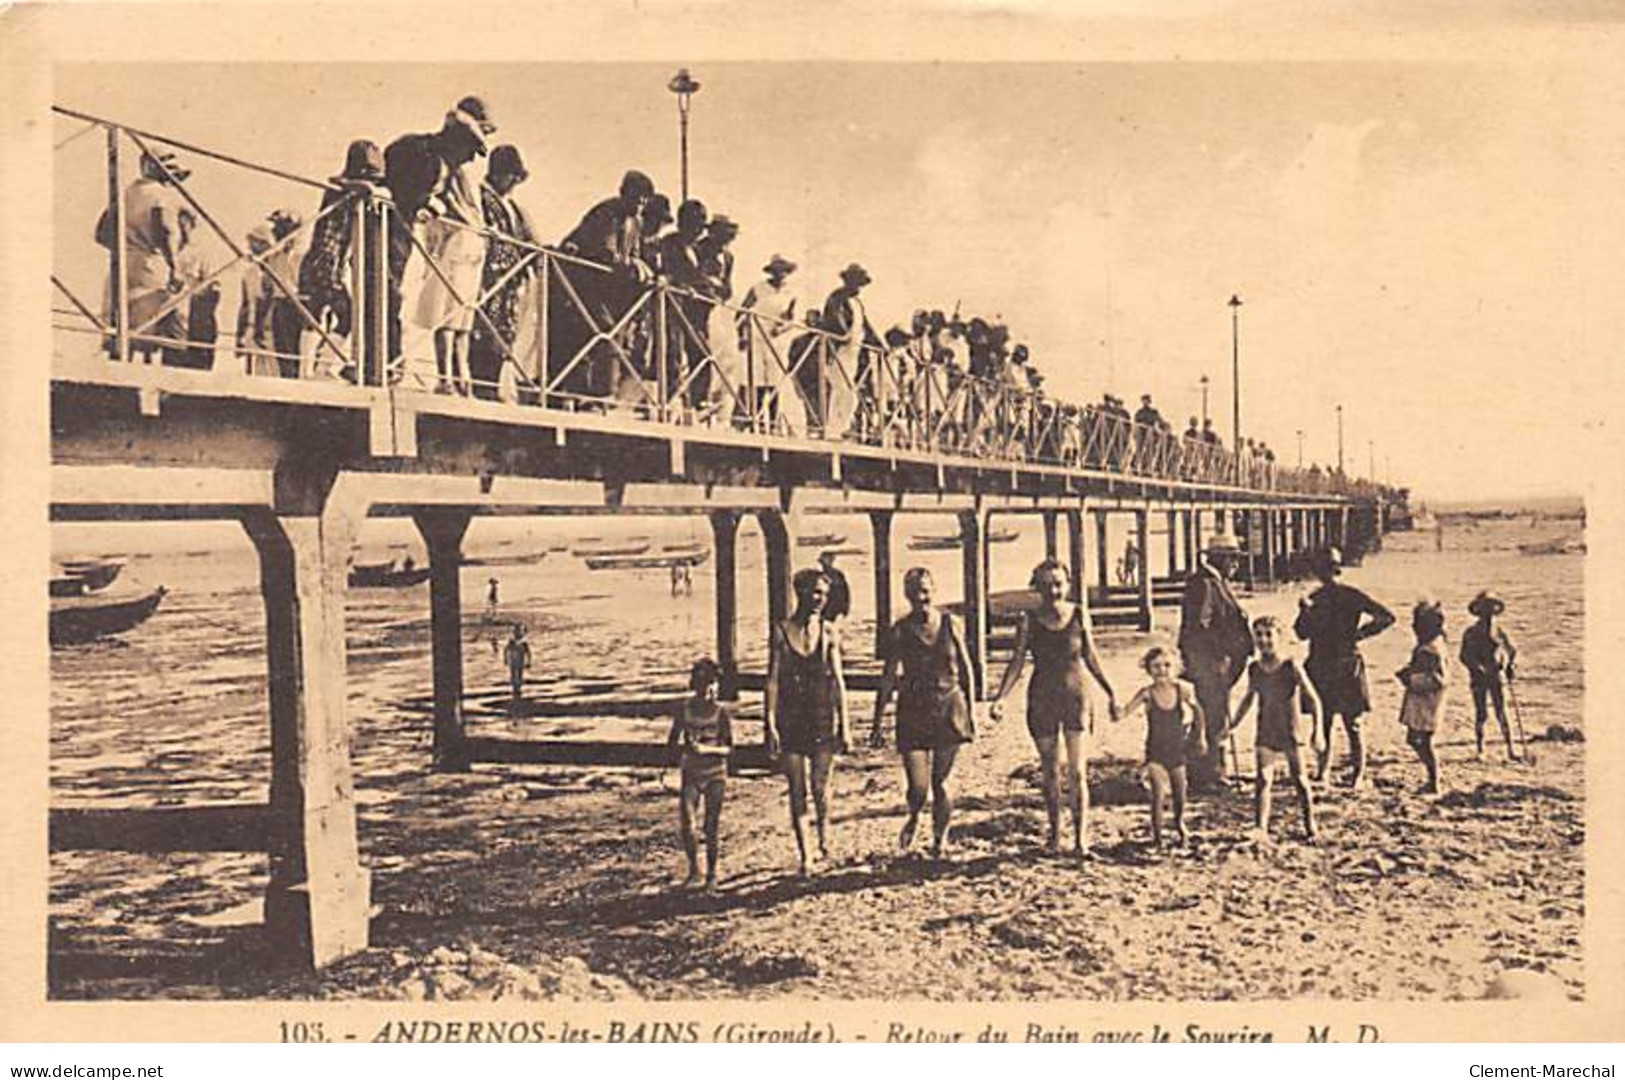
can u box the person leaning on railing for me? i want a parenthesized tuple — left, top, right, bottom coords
(296, 139, 384, 383)
(95, 149, 191, 363)
(382, 96, 497, 376)
(470, 145, 537, 401)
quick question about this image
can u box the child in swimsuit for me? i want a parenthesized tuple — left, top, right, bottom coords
(1119, 644, 1204, 847)
(1397, 600, 1450, 795)
(1232, 615, 1322, 841)
(666, 658, 734, 889)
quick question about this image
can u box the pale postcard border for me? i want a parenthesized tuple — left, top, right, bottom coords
(2, 0, 1622, 1044)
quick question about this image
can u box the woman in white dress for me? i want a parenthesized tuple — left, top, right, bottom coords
(739, 254, 803, 433)
(414, 157, 486, 394)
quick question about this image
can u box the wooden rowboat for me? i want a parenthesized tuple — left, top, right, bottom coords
(349, 562, 432, 588)
(584, 549, 713, 571)
(50, 586, 166, 645)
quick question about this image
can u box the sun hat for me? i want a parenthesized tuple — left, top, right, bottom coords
(763, 254, 797, 276)
(1468, 590, 1506, 617)
(839, 262, 872, 286)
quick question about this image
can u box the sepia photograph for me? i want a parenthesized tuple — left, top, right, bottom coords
(4, 0, 1624, 1047)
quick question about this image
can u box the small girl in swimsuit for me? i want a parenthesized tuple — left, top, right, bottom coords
(1119, 644, 1204, 847)
(1232, 616, 1322, 841)
(666, 658, 734, 890)
(1397, 600, 1450, 795)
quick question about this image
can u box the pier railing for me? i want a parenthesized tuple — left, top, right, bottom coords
(52, 107, 1391, 501)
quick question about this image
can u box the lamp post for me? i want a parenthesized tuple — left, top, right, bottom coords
(1200, 374, 1210, 425)
(1369, 439, 1376, 482)
(1228, 295, 1243, 447)
(1336, 404, 1345, 475)
(1296, 428, 1304, 469)
(667, 67, 701, 204)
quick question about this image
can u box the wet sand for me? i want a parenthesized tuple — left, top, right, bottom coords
(48, 517, 1584, 1001)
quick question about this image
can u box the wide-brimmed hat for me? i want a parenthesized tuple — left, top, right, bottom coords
(266, 208, 303, 237)
(1309, 545, 1343, 576)
(332, 138, 385, 185)
(763, 254, 797, 276)
(455, 95, 497, 134)
(140, 149, 191, 183)
(1468, 590, 1506, 617)
(707, 213, 738, 236)
(1205, 533, 1242, 559)
(445, 96, 494, 155)
(488, 144, 528, 183)
(839, 262, 871, 286)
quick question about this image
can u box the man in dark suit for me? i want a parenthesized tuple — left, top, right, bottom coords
(1178, 530, 1253, 790)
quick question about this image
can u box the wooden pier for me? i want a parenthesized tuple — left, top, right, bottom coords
(47, 107, 1396, 969)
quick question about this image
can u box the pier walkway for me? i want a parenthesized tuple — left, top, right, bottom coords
(48, 109, 1401, 969)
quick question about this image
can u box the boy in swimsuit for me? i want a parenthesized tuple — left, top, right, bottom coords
(666, 658, 734, 890)
(1119, 643, 1204, 847)
(1232, 616, 1322, 841)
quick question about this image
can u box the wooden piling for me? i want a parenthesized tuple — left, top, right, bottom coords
(415, 509, 473, 772)
(1065, 508, 1085, 604)
(242, 489, 371, 970)
(710, 510, 740, 698)
(1094, 509, 1110, 592)
(1042, 510, 1059, 563)
(1166, 510, 1180, 578)
(1135, 508, 1153, 631)
(958, 509, 989, 699)
(870, 510, 893, 658)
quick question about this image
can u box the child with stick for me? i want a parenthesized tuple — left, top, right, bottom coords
(666, 658, 734, 890)
(1232, 616, 1322, 841)
(1397, 600, 1451, 795)
(1118, 644, 1204, 847)
(1460, 591, 1520, 761)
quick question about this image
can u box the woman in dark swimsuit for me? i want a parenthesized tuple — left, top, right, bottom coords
(870, 567, 977, 858)
(991, 559, 1119, 856)
(765, 568, 850, 875)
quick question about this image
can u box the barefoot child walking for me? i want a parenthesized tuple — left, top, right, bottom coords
(1118, 644, 1204, 847)
(666, 658, 734, 889)
(1231, 616, 1322, 841)
(1397, 600, 1451, 795)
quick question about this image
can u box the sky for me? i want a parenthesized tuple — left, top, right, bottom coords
(52, 59, 1625, 503)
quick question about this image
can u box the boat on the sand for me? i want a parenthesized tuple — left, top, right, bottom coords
(349, 560, 432, 588)
(461, 551, 548, 568)
(50, 585, 166, 645)
(572, 541, 652, 559)
(797, 532, 847, 548)
(1518, 535, 1585, 556)
(908, 526, 1019, 551)
(50, 557, 125, 597)
(585, 549, 713, 571)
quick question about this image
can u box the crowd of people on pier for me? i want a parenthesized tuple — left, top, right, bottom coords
(91, 95, 1336, 496)
(653, 536, 1520, 889)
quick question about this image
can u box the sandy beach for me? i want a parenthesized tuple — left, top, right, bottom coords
(48, 513, 1584, 1001)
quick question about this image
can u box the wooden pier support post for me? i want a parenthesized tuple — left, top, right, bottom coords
(757, 508, 800, 656)
(1094, 509, 1110, 593)
(1190, 508, 1204, 566)
(415, 509, 473, 772)
(242, 483, 371, 970)
(710, 510, 741, 698)
(1166, 510, 1180, 578)
(1042, 510, 1059, 564)
(1134, 508, 1154, 631)
(958, 509, 990, 699)
(1065, 508, 1085, 604)
(870, 510, 894, 658)
(1260, 509, 1276, 587)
